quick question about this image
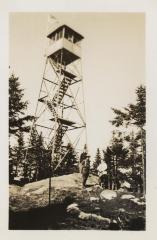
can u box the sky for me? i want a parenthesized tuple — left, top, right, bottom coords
(10, 12, 145, 158)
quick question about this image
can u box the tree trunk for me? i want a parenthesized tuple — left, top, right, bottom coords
(140, 127, 145, 195)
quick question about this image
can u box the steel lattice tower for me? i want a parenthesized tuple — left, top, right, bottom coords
(30, 20, 86, 175)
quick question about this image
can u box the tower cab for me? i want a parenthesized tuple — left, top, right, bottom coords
(47, 24, 84, 66)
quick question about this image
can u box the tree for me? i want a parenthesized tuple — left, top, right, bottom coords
(23, 127, 37, 182)
(111, 85, 146, 193)
(125, 131, 144, 192)
(64, 143, 78, 174)
(9, 74, 35, 184)
(103, 131, 128, 190)
(9, 131, 28, 184)
(54, 143, 78, 176)
(9, 74, 34, 136)
(25, 128, 49, 182)
(103, 147, 113, 189)
(36, 133, 50, 180)
(13, 132, 25, 177)
(32, 131, 49, 181)
(83, 144, 88, 153)
(92, 148, 102, 175)
(111, 86, 146, 128)
(9, 143, 15, 184)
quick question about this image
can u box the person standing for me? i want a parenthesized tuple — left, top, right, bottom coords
(97, 161, 108, 188)
(79, 152, 90, 187)
(79, 149, 87, 173)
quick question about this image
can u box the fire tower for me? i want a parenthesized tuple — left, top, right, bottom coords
(31, 20, 86, 172)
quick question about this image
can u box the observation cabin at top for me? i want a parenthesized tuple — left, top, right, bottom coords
(47, 24, 84, 66)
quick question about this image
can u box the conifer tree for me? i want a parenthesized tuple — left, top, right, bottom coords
(13, 131, 25, 177)
(92, 148, 102, 175)
(125, 131, 143, 192)
(103, 131, 128, 190)
(55, 143, 78, 176)
(9, 74, 33, 136)
(111, 85, 146, 193)
(9, 74, 34, 183)
(83, 144, 88, 153)
(25, 129, 49, 182)
(25, 127, 38, 181)
(103, 147, 113, 189)
(9, 143, 15, 183)
(65, 143, 78, 174)
(35, 133, 50, 180)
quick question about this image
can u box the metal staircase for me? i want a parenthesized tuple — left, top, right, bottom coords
(52, 77, 72, 106)
(53, 124, 68, 153)
(38, 61, 77, 153)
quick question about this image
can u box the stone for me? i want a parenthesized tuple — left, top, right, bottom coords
(121, 194, 135, 200)
(100, 190, 117, 201)
(9, 173, 99, 211)
(90, 197, 99, 202)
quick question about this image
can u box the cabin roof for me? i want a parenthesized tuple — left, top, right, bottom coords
(47, 24, 84, 43)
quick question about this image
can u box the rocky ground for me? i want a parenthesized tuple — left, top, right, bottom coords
(9, 173, 145, 230)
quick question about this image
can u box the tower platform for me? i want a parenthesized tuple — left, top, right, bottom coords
(50, 117, 75, 126)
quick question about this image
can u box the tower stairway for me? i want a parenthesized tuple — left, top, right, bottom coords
(46, 100, 58, 119)
(53, 124, 68, 153)
(48, 117, 75, 153)
(52, 77, 72, 106)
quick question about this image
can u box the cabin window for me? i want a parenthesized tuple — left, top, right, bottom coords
(64, 31, 74, 43)
(54, 30, 63, 41)
(56, 32, 59, 40)
(49, 35, 55, 45)
(59, 30, 63, 39)
(68, 35, 74, 43)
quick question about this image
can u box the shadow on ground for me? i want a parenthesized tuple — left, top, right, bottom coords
(9, 196, 145, 230)
(9, 197, 74, 230)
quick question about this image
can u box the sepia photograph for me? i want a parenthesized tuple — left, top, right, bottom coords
(9, 12, 146, 230)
